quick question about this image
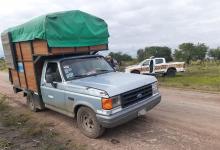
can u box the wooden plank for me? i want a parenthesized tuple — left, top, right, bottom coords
(24, 62, 37, 92)
(51, 44, 108, 55)
(20, 42, 33, 61)
(33, 40, 49, 55)
(18, 72, 27, 89)
(15, 43, 22, 61)
(90, 44, 108, 51)
(10, 69, 20, 87)
(1, 32, 17, 69)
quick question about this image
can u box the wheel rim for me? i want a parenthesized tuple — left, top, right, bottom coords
(80, 112, 95, 132)
(28, 98, 34, 110)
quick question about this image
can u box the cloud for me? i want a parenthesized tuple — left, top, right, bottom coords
(1, 0, 220, 57)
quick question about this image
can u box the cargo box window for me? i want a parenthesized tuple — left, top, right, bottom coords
(155, 59, 163, 64)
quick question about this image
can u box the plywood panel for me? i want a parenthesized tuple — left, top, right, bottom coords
(51, 47, 76, 55)
(90, 44, 108, 51)
(51, 44, 108, 55)
(33, 40, 49, 55)
(18, 72, 27, 89)
(15, 43, 22, 61)
(1, 32, 16, 69)
(10, 69, 20, 87)
(24, 62, 37, 92)
(20, 42, 33, 61)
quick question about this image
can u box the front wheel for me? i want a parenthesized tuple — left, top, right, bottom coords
(77, 107, 105, 138)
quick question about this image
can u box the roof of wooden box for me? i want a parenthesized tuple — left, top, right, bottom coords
(4, 10, 109, 47)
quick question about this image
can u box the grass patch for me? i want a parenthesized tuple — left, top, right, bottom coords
(0, 58, 7, 72)
(158, 61, 220, 92)
(0, 94, 86, 150)
(0, 138, 13, 150)
(0, 96, 8, 112)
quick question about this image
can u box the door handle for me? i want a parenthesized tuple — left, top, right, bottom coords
(48, 95, 54, 99)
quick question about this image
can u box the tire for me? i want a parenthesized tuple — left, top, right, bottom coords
(26, 93, 38, 112)
(131, 70, 140, 74)
(166, 69, 176, 77)
(77, 107, 105, 138)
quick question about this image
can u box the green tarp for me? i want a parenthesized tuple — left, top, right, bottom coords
(5, 10, 109, 47)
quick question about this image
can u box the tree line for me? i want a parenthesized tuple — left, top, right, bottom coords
(109, 43, 220, 64)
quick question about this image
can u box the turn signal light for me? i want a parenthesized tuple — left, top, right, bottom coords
(102, 98, 113, 110)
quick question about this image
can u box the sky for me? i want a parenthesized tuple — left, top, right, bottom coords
(1, 0, 220, 57)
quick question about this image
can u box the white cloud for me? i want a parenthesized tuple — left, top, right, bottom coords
(1, 0, 220, 57)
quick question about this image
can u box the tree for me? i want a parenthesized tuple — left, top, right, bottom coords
(174, 43, 208, 64)
(144, 46, 173, 62)
(193, 43, 208, 61)
(137, 49, 145, 61)
(208, 48, 220, 60)
(173, 49, 184, 61)
(137, 46, 173, 62)
(108, 52, 133, 63)
(177, 43, 194, 64)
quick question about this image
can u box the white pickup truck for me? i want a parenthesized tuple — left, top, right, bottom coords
(125, 57, 185, 76)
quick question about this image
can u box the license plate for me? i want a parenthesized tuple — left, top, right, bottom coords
(138, 109, 147, 116)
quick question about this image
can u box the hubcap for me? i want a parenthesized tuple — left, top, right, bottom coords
(29, 98, 34, 110)
(81, 112, 94, 131)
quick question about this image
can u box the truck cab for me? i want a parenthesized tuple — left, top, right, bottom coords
(37, 55, 161, 138)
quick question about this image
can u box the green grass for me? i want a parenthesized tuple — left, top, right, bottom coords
(158, 61, 220, 92)
(0, 138, 13, 149)
(0, 59, 7, 71)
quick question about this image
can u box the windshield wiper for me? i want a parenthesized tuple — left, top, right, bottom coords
(96, 69, 113, 73)
(73, 70, 113, 79)
(74, 74, 88, 78)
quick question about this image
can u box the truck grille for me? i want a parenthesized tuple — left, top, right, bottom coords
(121, 84, 152, 108)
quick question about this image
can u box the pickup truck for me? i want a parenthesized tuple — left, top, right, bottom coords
(125, 57, 185, 76)
(1, 10, 161, 138)
(36, 55, 161, 138)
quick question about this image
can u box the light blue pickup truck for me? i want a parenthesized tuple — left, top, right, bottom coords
(2, 10, 161, 138)
(28, 54, 161, 138)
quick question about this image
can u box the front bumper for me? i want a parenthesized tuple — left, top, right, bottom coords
(96, 94, 161, 128)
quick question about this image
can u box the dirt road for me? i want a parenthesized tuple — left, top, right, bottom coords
(0, 71, 220, 150)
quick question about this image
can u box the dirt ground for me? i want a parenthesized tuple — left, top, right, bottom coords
(0, 71, 220, 150)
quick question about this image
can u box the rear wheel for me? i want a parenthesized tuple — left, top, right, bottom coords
(26, 93, 38, 112)
(77, 107, 105, 138)
(166, 69, 176, 77)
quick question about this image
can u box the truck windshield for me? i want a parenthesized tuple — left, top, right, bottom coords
(61, 56, 114, 81)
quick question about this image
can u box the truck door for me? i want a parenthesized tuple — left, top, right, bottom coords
(154, 58, 166, 73)
(41, 62, 65, 110)
(141, 59, 150, 74)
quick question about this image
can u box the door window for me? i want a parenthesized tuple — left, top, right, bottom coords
(45, 63, 62, 83)
(155, 59, 163, 64)
(143, 60, 150, 66)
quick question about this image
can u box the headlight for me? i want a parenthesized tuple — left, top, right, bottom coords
(112, 96, 121, 108)
(152, 82, 159, 95)
(101, 96, 121, 110)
